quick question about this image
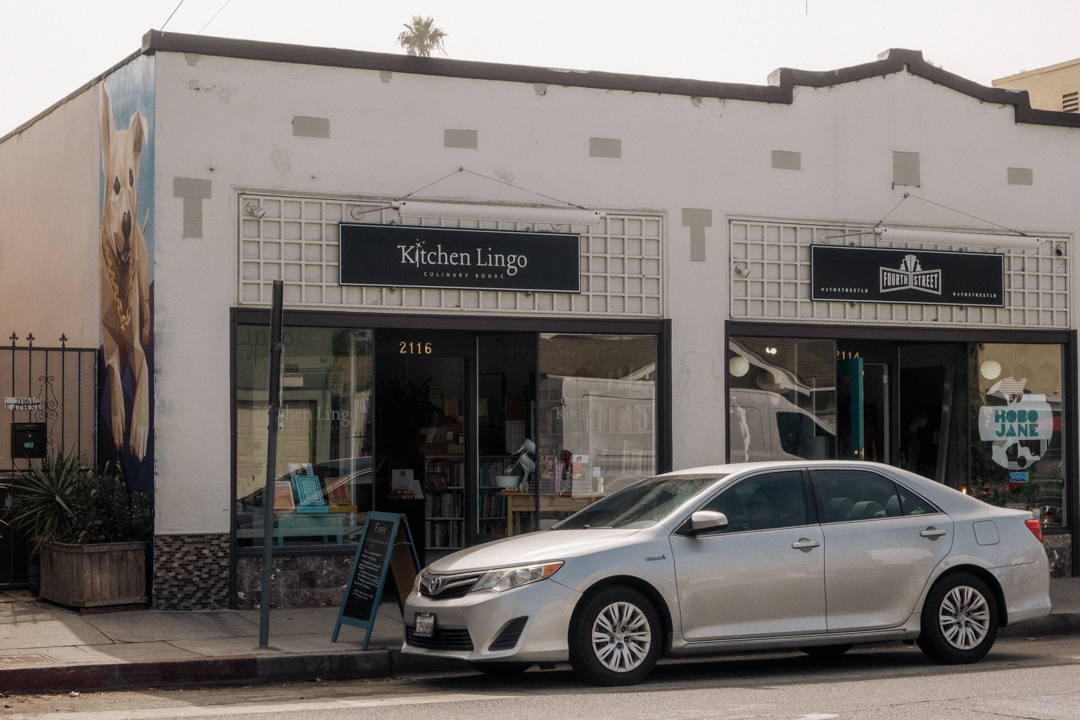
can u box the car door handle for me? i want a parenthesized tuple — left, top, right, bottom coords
(920, 527, 947, 538)
(791, 538, 820, 549)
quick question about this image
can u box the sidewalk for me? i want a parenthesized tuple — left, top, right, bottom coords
(0, 591, 461, 695)
(2, 578, 1078, 695)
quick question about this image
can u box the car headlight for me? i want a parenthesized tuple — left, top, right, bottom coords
(470, 561, 563, 593)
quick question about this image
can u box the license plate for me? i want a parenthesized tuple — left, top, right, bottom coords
(414, 613, 435, 638)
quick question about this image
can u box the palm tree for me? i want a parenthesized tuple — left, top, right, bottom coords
(397, 15, 447, 57)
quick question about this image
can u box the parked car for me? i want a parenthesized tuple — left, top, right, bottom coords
(402, 461, 1050, 686)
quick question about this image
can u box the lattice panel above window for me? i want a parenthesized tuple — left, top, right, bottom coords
(730, 221, 1069, 328)
(238, 196, 663, 317)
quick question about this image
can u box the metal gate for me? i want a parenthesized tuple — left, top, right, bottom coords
(1, 333, 97, 587)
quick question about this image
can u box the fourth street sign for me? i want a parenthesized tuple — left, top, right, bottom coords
(811, 245, 1004, 307)
(339, 223, 581, 293)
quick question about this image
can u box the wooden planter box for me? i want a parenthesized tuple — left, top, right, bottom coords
(40, 541, 147, 608)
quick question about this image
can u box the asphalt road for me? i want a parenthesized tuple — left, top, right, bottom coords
(4, 635, 1080, 720)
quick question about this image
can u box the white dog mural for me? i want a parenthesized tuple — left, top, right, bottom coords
(100, 84, 151, 460)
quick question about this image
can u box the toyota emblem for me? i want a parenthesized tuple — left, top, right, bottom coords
(429, 576, 442, 593)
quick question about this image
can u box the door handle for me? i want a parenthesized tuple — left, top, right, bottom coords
(792, 538, 820, 549)
(920, 527, 947, 538)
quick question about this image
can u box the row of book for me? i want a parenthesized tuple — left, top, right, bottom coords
(425, 458, 464, 490)
(478, 520, 507, 536)
(427, 520, 463, 548)
(477, 458, 515, 487)
(478, 493, 507, 519)
(426, 491, 464, 519)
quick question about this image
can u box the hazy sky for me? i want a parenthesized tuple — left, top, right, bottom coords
(3, 0, 1079, 136)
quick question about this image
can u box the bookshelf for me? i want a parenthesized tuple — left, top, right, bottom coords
(423, 455, 464, 549)
(477, 455, 514, 537)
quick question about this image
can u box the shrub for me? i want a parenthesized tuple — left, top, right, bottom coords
(5, 450, 152, 553)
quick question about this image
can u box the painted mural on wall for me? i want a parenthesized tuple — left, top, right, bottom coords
(99, 56, 155, 493)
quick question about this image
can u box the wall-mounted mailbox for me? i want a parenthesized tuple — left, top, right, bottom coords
(11, 423, 47, 460)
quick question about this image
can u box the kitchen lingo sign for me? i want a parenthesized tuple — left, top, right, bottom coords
(811, 245, 1004, 307)
(339, 223, 581, 293)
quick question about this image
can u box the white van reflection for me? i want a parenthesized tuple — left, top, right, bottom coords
(730, 388, 837, 462)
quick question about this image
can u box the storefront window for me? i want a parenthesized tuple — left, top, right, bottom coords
(535, 334, 657, 529)
(728, 337, 836, 462)
(235, 325, 374, 548)
(970, 343, 1066, 528)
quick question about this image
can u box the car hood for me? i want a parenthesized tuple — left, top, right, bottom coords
(427, 529, 640, 574)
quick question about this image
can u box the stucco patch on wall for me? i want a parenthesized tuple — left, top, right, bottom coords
(1007, 167, 1034, 186)
(444, 129, 478, 149)
(174, 177, 212, 238)
(893, 151, 921, 187)
(682, 208, 713, 263)
(772, 150, 802, 170)
(292, 116, 330, 139)
(589, 138, 622, 158)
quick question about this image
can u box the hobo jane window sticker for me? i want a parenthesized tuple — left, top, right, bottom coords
(977, 378, 1054, 470)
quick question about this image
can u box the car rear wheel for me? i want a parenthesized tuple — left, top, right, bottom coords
(469, 661, 532, 677)
(917, 572, 998, 664)
(799, 644, 853, 658)
(569, 586, 661, 686)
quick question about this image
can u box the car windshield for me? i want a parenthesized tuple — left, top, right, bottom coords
(552, 474, 726, 530)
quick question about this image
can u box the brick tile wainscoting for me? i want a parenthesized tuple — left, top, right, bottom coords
(153, 534, 230, 610)
(1044, 533, 1073, 578)
(235, 555, 352, 609)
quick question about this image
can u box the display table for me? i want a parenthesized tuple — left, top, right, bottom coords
(235, 513, 365, 546)
(503, 492, 600, 535)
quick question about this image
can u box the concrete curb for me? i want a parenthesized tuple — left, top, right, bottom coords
(0, 651, 399, 695)
(1000, 613, 1080, 638)
(4, 614, 1080, 695)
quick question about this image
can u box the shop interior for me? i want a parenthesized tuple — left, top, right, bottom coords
(235, 324, 659, 564)
(728, 336, 1066, 528)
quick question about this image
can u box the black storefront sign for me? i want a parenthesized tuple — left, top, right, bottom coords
(811, 245, 1004, 307)
(339, 223, 580, 293)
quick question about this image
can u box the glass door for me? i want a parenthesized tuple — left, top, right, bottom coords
(473, 334, 536, 542)
(899, 344, 966, 486)
(374, 329, 473, 564)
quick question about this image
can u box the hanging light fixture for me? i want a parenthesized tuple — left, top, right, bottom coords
(392, 200, 604, 226)
(879, 228, 1045, 251)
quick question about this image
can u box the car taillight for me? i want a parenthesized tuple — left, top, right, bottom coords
(1025, 518, 1043, 542)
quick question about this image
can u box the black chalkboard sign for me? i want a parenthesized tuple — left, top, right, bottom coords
(332, 511, 419, 648)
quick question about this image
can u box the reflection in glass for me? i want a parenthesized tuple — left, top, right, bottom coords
(970, 343, 1065, 528)
(235, 326, 374, 548)
(536, 334, 657, 530)
(728, 338, 836, 462)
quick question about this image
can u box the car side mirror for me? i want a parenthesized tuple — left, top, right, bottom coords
(690, 511, 728, 535)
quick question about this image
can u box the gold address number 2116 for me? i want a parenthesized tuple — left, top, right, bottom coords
(400, 341, 433, 354)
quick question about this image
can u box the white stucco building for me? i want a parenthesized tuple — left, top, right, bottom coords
(2, 31, 1077, 608)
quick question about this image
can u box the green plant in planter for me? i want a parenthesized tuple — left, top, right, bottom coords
(72, 461, 152, 545)
(5, 450, 152, 553)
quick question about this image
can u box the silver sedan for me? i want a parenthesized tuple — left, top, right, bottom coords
(402, 461, 1051, 685)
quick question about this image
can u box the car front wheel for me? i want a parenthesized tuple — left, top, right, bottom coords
(569, 586, 662, 686)
(917, 572, 999, 664)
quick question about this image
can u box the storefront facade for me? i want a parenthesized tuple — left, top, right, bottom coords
(4, 31, 1080, 607)
(724, 220, 1077, 574)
